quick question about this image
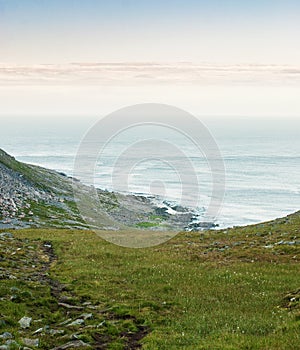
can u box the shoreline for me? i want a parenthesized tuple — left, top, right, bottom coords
(1, 148, 213, 231)
(1, 148, 298, 232)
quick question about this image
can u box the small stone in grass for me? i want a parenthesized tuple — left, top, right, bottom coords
(18, 316, 32, 329)
(79, 313, 93, 320)
(22, 338, 39, 347)
(0, 332, 13, 340)
(67, 319, 85, 327)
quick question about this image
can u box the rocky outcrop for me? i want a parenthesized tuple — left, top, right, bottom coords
(0, 148, 199, 231)
(0, 149, 85, 228)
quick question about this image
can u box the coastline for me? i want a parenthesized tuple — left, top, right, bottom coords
(1, 148, 210, 231)
(1, 147, 298, 232)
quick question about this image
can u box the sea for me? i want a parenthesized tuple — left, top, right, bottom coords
(1, 116, 299, 229)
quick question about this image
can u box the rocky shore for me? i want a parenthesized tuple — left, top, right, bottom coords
(0, 148, 203, 231)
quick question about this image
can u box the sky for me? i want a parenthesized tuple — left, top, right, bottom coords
(0, 0, 300, 118)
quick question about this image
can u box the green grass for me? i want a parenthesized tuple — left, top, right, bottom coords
(1, 211, 300, 349)
(136, 215, 167, 228)
(136, 222, 159, 228)
(149, 215, 166, 221)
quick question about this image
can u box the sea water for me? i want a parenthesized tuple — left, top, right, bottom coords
(1, 116, 299, 228)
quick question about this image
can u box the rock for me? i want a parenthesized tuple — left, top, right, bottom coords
(0, 332, 12, 340)
(43, 243, 52, 249)
(67, 319, 85, 327)
(0, 232, 13, 240)
(0, 345, 8, 350)
(233, 241, 243, 247)
(18, 316, 32, 329)
(96, 320, 106, 328)
(70, 334, 80, 340)
(263, 245, 274, 249)
(57, 302, 84, 310)
(32, 319, 43, 324)
(58, 318, 72, 326)
(51, 340, 91, 349)
(154, 207, 169, 217)
(79, 313, 93, 320)
(31, 325, 50, 335)
(187, 221, 218, 231)
(22, 338, 39, 347)
(49, 329, 65, 336)
(5, 340, 20, 347)
(275, 240, 284, 245)
(32, 327, 43, 335)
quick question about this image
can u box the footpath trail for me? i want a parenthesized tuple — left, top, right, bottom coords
(0, 231, 149, 349)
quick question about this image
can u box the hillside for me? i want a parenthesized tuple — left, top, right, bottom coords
(0, 148, 196, 231)
(0, 211, 299, 349)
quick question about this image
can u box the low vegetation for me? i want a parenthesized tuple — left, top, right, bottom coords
(1, 211, 299, 349)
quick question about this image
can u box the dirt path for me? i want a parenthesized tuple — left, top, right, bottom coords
(0, 232, 150, 349)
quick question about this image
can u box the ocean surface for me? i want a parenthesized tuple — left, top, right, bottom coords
(1, 116, 299, 228)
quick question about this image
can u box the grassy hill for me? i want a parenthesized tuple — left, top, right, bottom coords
(0, 211, 299, 349)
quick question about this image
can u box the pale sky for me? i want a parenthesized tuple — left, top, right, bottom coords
(0, 0, 299, 118)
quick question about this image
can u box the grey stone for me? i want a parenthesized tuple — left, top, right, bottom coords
(22, 338, 39, 347)
(18, 316, 32, 329)
(275, 240, 284, 245)
(79, 313, 93, 320)
(70, 334, 80, 340)
(264, 244, 274, 249)
(67, 319, 85, 327)
(0, 332, 12, 340)
(32, 327, 43, 335)
(0, 232, 13, 240)
(58, 318, 72, 326)
(96, 320, 106, 328)
(0, 345, 8, 350)
(5, 340, 20, 347)
(49, 329, 65, 336)
(51, 340, 91, 349)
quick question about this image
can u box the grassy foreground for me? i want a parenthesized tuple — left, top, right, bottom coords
(1, 212, 300, 349)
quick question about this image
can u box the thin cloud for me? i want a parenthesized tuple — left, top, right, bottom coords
(0, 62, 300, 86)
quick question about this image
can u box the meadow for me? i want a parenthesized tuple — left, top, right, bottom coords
(1, 211, 299, 349)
